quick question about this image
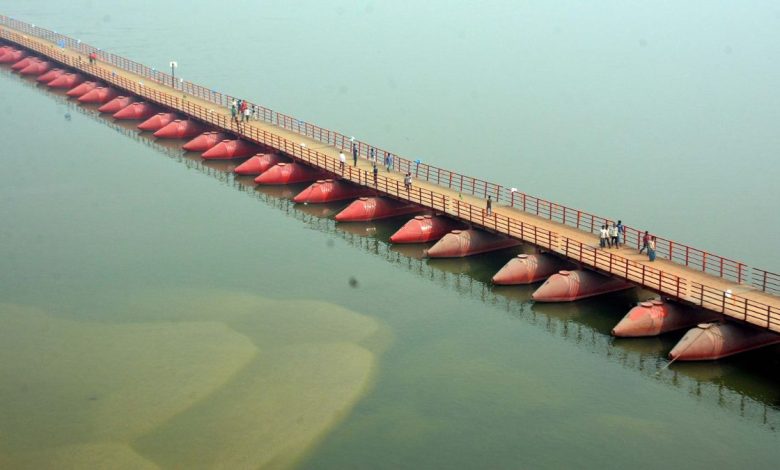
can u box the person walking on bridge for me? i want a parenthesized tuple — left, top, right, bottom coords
(372, 162, 378, 187)
(609, 223, 619, 249)
(339, 152, 346, 173)
(486, 196, 493, 216)
(352, 143, 358, 166)
(647, 236, 657, 261)
(616, 220, 625, 247)
(404, 172, 412, 191)
(230, 99, 238, 124)
(600, 225, 609, 249)
(639, 230, 650, 254)
(240, 100, 248, 122)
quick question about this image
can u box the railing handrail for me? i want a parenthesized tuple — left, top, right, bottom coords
(0, 14, 777, 295)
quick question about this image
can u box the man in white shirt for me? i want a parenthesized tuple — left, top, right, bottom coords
(600, 225, 609, 249)
(339, 152, 346, 173)
(609, 223, 618, 248)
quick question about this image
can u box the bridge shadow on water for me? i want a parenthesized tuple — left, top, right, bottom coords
(9, 68, 780, 431)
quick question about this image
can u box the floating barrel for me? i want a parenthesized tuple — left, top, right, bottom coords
(154, 119, 206, 139)
(532, 269, 633, 302)
(426, 229, 521, 258)
(47, 72, 84, 89)
(293, 179, 372, 203)
(66, 80, 98, 97)
(113, 102, 160, 120)
(138, 112, 179, 131)
(0, 49, 26, 64)
(15, 57, 39, 74)
(19, 59, 51, 76)
(668, 322, 780, 361)
(78, 86, 119, 104)
(201, 139, 259, 160)
(390, 215, 466, 244)
(233, 153, 289, 175)
(611, 299, 721, 337)
(10, 56, 34, 71)
(254, 162, 328, 185)
(335, 197, 423, 222)
(182, 131, 229, 152)
(98, 96, 134, 113)
(36, 67, 65, 83)
(492, 253, 566, 285)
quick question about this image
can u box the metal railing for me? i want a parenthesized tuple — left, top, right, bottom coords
(3, 17, 780, 323)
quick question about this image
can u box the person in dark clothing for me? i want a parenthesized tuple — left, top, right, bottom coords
(372, 162, 378, 186)
(486, 196, 493, 215)
(639, 230, 650, 254)
(352, 143, 358, 166)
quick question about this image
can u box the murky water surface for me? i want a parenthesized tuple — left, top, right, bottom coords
(1, 1, 780, 468)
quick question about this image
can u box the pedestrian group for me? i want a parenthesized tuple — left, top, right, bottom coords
(230, 98, 252, 125)
(600, 221, 656, 261)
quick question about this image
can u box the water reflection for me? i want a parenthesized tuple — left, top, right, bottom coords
(388, 243, 428, 260)
(11, 68, 779, 430)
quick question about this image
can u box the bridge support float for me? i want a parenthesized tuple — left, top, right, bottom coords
(154, 120, 207, 139)
(138, 112, 179, 131)
(0, 48, 27, 64)
(78, 86, 119, 104)
(492, 253, 566, 285)
(201, 139, 260, 159)
(10, 56, 33, 70)
(36, 67, 64, 83)
(389, 215, 466, 244)
(668, 322, 780, 361)
(98, 96, 135, 113)
(254, 162, 328, 185)
(65, 80, 98, 97)
(611, 299, 721, 337)
(19, 59, 51, 76)
(335, 197, 422, 222)
(182, 132, 229, 152)
(425, 229, 521, 258)
(113, 102, 160, 120)
(293, 179, 372, 203)
(532, 269, 633, 302)
(47, 72, 84, 89)
(233, 153, 289, 175)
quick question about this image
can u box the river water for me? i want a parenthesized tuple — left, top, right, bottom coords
(1, 1, 779, 468)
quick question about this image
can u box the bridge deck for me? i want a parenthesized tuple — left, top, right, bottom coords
(3, 22, 779, 333)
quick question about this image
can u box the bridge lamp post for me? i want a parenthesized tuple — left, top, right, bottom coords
(169, 61, 177, 88)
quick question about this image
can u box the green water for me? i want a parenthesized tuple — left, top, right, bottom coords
(2, 1, 780, 468)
